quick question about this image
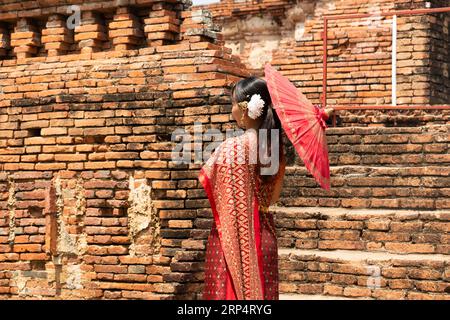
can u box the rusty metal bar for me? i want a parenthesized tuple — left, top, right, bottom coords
(322, 5, 450, 125)
(330, 105, 450, 110)
(324, 6, 450, 20)
(322, 17, 328, 107)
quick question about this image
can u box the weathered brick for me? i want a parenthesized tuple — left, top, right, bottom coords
(0, 0, 448, 302)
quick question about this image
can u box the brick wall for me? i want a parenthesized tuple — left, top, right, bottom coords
(276, 124, 449, 300)
(281, 125, 450, 211)
(0, 0, 448, 301)
(198, 0, 449, 300)
(198, 0, 450, 126)
(0, 0, 249, 299)
(429, 11, 450, 104)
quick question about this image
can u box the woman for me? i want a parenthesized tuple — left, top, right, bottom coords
(199, 77, 286, 300)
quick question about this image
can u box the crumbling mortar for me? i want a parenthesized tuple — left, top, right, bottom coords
(7, 176, 16, 245)
(54, 175, 86, 256)
(127, 175, 161, 257)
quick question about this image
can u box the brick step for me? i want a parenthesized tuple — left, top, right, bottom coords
(279, 293, 370, 300)
(287, 124, 449, 168)
(278, 248, 450, 300)
(272, 206, 449, 254)
(280, 165, 450, 210)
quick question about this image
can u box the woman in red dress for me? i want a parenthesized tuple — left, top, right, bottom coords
(199, 77, 286, 300)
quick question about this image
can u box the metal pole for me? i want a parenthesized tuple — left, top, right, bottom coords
(392, 15, 397, 106)
(322, 17, 328, 109)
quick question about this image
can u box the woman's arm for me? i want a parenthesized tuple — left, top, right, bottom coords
(270, 152, 286, 205)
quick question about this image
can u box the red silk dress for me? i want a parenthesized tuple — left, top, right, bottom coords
(199, 130, 282, 300)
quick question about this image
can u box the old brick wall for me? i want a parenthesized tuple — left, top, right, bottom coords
(197, 0, 450, 300)
(0, 0, 249, 299)
(198, 0, 450, 126)
(275, 124, 449, 299)
(0, 0, 448, 301)
(281, 125, 450, 211)
(429, 11, 450, 104)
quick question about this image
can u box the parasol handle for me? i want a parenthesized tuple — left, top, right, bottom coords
(314, 105, 335, 121)
(314, 107, 335, 130)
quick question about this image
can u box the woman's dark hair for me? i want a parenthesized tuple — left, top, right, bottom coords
(231, 77, 284, 183)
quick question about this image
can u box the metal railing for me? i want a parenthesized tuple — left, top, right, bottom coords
(321, 6, 450, 127)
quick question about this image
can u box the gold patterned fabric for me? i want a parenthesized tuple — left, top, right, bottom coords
(199, 130, 280, 300)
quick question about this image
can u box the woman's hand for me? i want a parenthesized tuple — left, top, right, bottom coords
(324, 107, 335, 118)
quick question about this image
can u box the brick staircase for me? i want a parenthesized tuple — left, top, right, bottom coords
(275, 124, 450, 300)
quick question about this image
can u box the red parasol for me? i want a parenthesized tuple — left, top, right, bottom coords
(264, 63, 333, 190)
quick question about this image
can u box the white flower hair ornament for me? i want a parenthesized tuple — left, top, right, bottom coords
(238, 94, 265, 120)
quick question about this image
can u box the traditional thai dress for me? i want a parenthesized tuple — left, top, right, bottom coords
(199, 129, 284, 300)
